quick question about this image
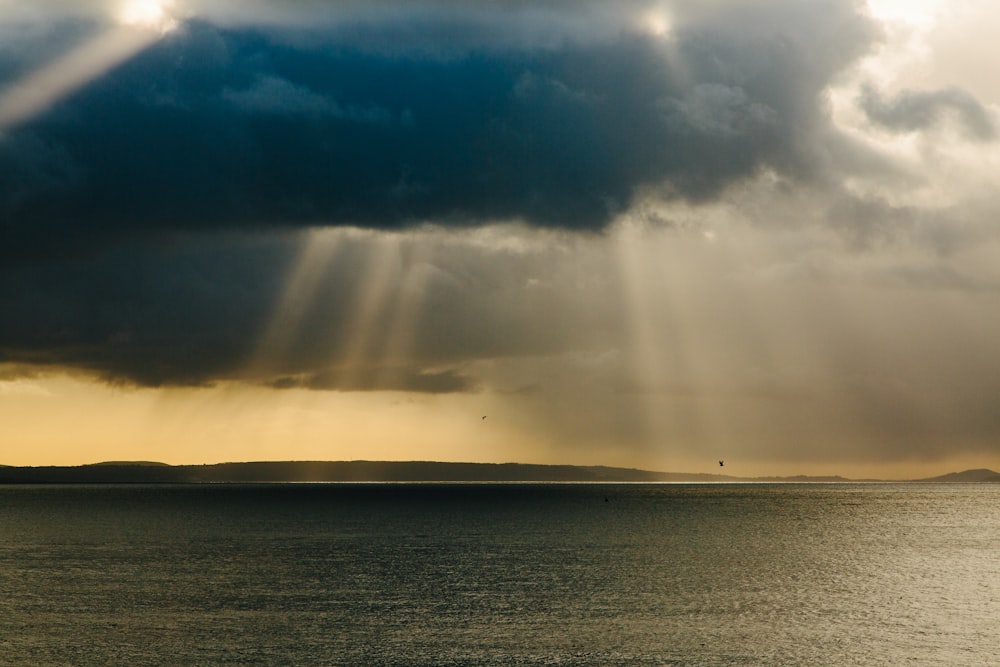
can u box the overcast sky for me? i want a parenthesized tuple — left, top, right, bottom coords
(2, 0, 999, 477)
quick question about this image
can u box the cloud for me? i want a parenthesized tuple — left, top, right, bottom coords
(0, 226, 610, 388)
(221, 75, 396, 123)
(2, 0, 1000, 480)
(0, 232, 293, 385)
(663, 83, 777, 138)
(0, 0, 879, 264)
(0, 379, 53, 396)
(8, 0, 1000, 470)
(859, 84, 996, 140)
(221, 75, 340, 116)
(268, 366, 478, 394)
(0, 132, 81, 219)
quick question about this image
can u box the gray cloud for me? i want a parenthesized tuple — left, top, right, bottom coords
(859, 84, 996, 140)
(0, 228, 613, 388)
(0, 132, 81, 219)
(663, 83, 777, 137)
(222, 75, 397, 123)
(0, 233, 294, 386)
(268, 367, 478, 393)
(0, 0, 878, 264)
(0, 0, 883, 385)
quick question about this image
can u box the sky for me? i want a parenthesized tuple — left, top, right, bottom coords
(2, 0, 999, 477)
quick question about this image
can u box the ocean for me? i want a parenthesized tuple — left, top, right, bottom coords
(1, 483, 998, 665)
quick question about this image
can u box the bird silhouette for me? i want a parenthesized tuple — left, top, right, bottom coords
(719, 460, 724, 467)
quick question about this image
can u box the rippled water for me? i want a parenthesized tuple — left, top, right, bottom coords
(1, 483, 998, 665)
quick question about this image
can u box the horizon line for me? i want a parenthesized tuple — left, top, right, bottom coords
(2, 459, 998, 483)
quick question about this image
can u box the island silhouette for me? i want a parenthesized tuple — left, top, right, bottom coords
(0, 461, 997, 484)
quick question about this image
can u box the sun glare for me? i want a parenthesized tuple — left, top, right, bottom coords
(119, 0, 177, 32)
(866, 0, 940, 27)
(0, 28, 155, 130)
(638, 10, 672, 37)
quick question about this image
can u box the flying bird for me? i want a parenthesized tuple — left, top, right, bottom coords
(482, 415, 487, 420)
(719, 460, 724, 467)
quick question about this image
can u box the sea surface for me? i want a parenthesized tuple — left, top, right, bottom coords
(1, 483, 998, 666)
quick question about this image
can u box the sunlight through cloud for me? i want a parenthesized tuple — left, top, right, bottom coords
(118, 0, 179, 33)
(866, 0, 942, 28)
(335, 234, 404, 388)
(250, 228, 343, 379)
(637, 10, 671, 37)
(4, 0, 1000, 479)
(0, 1, 180, 129)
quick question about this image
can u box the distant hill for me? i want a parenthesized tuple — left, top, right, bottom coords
(90, 461, 171, 467)
(915, 468, 1000, 483)
(0, 461, 996, 484)
(0, 461, 729, 484)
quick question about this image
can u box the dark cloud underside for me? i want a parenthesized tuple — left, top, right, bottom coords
(0, 0, 881, 388)
(0, 230, 612, 388)
(2, 1, 876, 264)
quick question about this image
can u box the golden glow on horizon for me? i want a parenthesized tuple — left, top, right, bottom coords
(0, 373, 521, 467)
(1, 371, 996, 480)
(1, 365, 998, 481)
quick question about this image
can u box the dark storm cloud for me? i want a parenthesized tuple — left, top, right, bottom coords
(859, 84, 996, 141)
(0, 233, 295, 386)
(0, 229, 612, 388)
(1, 0, 877, 264)
(0, 0, 884, 387)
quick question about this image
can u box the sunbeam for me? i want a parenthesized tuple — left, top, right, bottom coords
(0, 29, 149, 129)
(6, 0, 1000, 484)
(614, 216, 735, 470)
(334, 232, 404, 389)
(250, 228, 343, 380)
(613, 219, 672, 446)
(373, 235, 435, 389)
(0, 4, 178, 129)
